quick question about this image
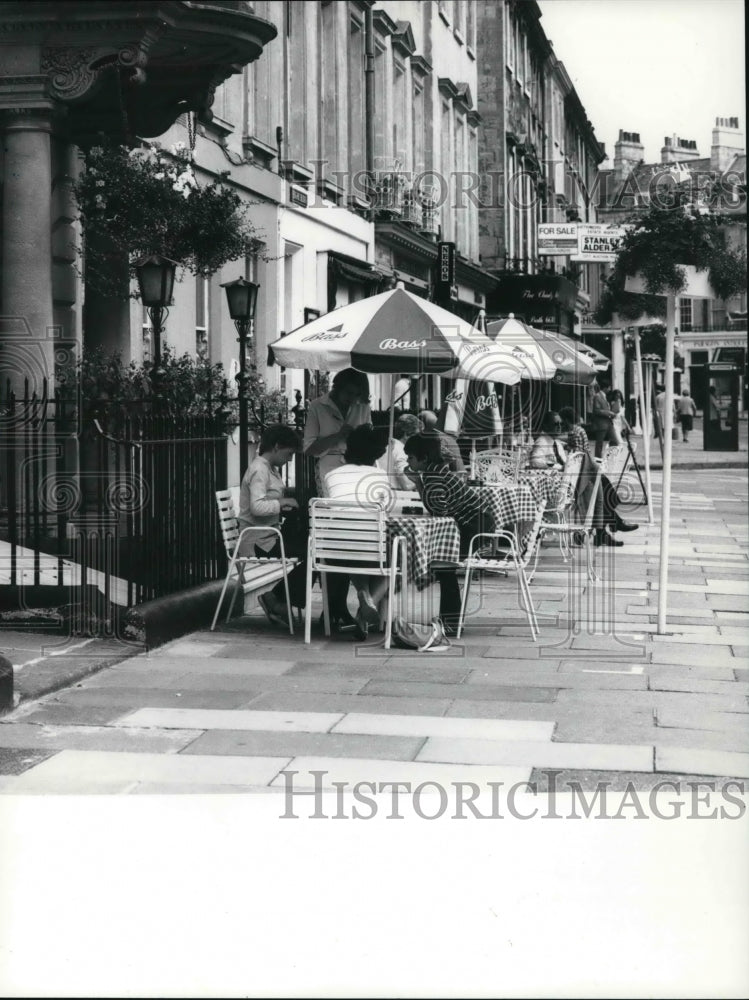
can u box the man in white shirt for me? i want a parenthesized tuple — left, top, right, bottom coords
(303, 368, 372, 495)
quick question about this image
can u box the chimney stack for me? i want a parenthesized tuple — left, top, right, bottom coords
(660, 135, 700, 164)
(613, 129, 644, 183)
(711, 116, 744, 172)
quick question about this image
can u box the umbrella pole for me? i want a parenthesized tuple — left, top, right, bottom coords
(633, 330, 654, 525)
(657, 295, 676, 634)
(387, 372, 396, 479)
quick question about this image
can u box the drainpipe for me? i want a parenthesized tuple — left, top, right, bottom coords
(365, 5, 375, 222)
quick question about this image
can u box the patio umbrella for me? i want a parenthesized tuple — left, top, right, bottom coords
(554, 331, 611, 373)
(268, 286, 536, 385)
(486, 315, 598, 386)
(268, 285, 536, 478)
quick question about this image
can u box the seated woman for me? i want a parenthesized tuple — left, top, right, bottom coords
(403, 433, 493, 635)
(238, 424, 306, 629)
(324, 425, 399, 636)
(528, 411, 567, 470)
(375, 413, 423, 490)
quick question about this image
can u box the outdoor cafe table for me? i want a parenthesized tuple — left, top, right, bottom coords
(386, 514, 460, 589)
(518, 467, 564, 508)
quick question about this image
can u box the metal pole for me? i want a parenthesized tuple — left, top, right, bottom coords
(148, 306, 165, 366)
(633, 329, 654, 524)
(237, 318, 250, 480)
(657, 295, 676, 633)
(387, 372, 396, 478)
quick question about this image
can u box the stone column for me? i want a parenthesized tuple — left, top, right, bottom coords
(1, 109, 56, 396)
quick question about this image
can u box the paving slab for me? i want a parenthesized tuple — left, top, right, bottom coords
(244, 691, 453, 717)
(268, 756, 531, 790)
(649, 677, 749, 695)
(8, 749, 292, 792)
(180, 729, 425, 761)
(464, 669, 647, 690)
(655, 747, 749, 779)
(415, 736, 653, 772)
(656, 708, 749, 734)
(0, 747, 56, 775)
(0, 722, 199, 754)
(330, 714, 554, 741)
(117, 707, 344, 733)
(38, 687, 258, 711)
(114, 656, 299, 676)
(357, 679, 559, 703)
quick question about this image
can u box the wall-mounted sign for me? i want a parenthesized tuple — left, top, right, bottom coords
(571, 224, 626, 262)
(437, 241, 456, 285)
(538, 223, 578, 255)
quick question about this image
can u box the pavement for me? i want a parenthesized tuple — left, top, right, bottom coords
(0, 465, 746, 795)
(640, 413, 748, 468)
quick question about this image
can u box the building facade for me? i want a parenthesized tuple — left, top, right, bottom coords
(597, 117, 747, 408)
(475, 0, 606, 343)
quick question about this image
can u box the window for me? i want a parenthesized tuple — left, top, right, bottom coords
(679, 297, 693, 332)
(392, 61, 407, 168)
(321, 0, 338, 171)
(413, 81, 425, 177)
(440, 101, 451, 240)
(466, 0, 476, 51)
(287, 0, 307, 163)
(505, 4, 513, 71)
(348, 14, 366, 177)
(195, 275, 209, 360)
(373, 41, 387, 164)
(454, 114, 465, 252)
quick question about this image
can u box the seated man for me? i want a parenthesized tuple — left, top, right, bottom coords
(557, 408, 637, 547)
(238, 424, 306, 629)
(375, 413, 423, 489)
(404, 433, 493, 634)
(529, 411, 567, 470)
(324, 425, 399, 637)
(418, 409, 466, 472)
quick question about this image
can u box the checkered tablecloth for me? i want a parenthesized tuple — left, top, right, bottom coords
(476, 482, 537, 529)
(519, 468, 565, 508)
(386, 515, 460, 589)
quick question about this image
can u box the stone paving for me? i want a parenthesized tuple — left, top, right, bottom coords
(0, 467, 746, 794)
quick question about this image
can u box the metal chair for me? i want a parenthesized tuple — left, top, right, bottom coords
(211, 489, 297, 634)
(457, 499, 547, 641)
(473, 448, 523, 484)
(529, 459, 604, 583)
(533, 451, 585, 567)
(304, 499, 406, 648)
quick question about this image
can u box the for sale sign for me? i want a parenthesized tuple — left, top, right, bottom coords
(538, 223, 578, 255)
(572, 224, 626, 262)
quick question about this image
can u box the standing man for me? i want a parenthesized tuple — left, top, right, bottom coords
(675, 388, 697, 442)
(654, 385, 669, 440)
(590, 378, 615, 458)
(303, 368, 372, 634)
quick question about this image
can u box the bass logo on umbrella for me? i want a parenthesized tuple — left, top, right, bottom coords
(379, 337, 427, 350)
(302, 324, 347, 343)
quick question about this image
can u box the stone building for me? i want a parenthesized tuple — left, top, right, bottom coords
(475, 0, 606, 341)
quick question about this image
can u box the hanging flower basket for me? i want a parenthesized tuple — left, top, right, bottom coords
(73, 139, 262, 296)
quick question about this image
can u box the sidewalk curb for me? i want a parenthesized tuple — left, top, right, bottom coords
(644, 461, 748, 471)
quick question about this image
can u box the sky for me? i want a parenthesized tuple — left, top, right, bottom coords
(538, 0, 746, 165)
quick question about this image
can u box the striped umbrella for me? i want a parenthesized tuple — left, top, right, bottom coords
(486, 315, 598, 385)
(268, 287, 551, 385)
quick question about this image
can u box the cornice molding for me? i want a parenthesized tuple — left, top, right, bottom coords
(410, 54, 432, 77)
(392, 20, 416, 57)
(438, 77, 459, 101)
(372, 8, 397, 36)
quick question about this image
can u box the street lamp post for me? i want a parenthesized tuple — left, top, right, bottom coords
(135, 255, 178, 368)
(221, 276, 260, 479)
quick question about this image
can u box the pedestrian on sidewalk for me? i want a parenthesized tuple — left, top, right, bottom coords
(238, 424, 308, 629)
(590, 378, 617, 457)
(676, 388, 697, 442)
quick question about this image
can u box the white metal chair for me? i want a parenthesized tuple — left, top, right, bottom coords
(457, 499, 547, 642)
(210, 489, 298, 634)
(474, 448, 523, 484)
(304, 499, 406, 648)
(529, 459, 604, 583)
(534, 450, 585, 566)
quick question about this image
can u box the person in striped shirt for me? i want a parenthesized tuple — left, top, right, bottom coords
(404, 433, 493, 633)
(559, 407, 589, 454)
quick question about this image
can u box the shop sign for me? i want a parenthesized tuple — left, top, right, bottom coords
(571, 224, 627, 262)
(538, 223, 578, 255)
